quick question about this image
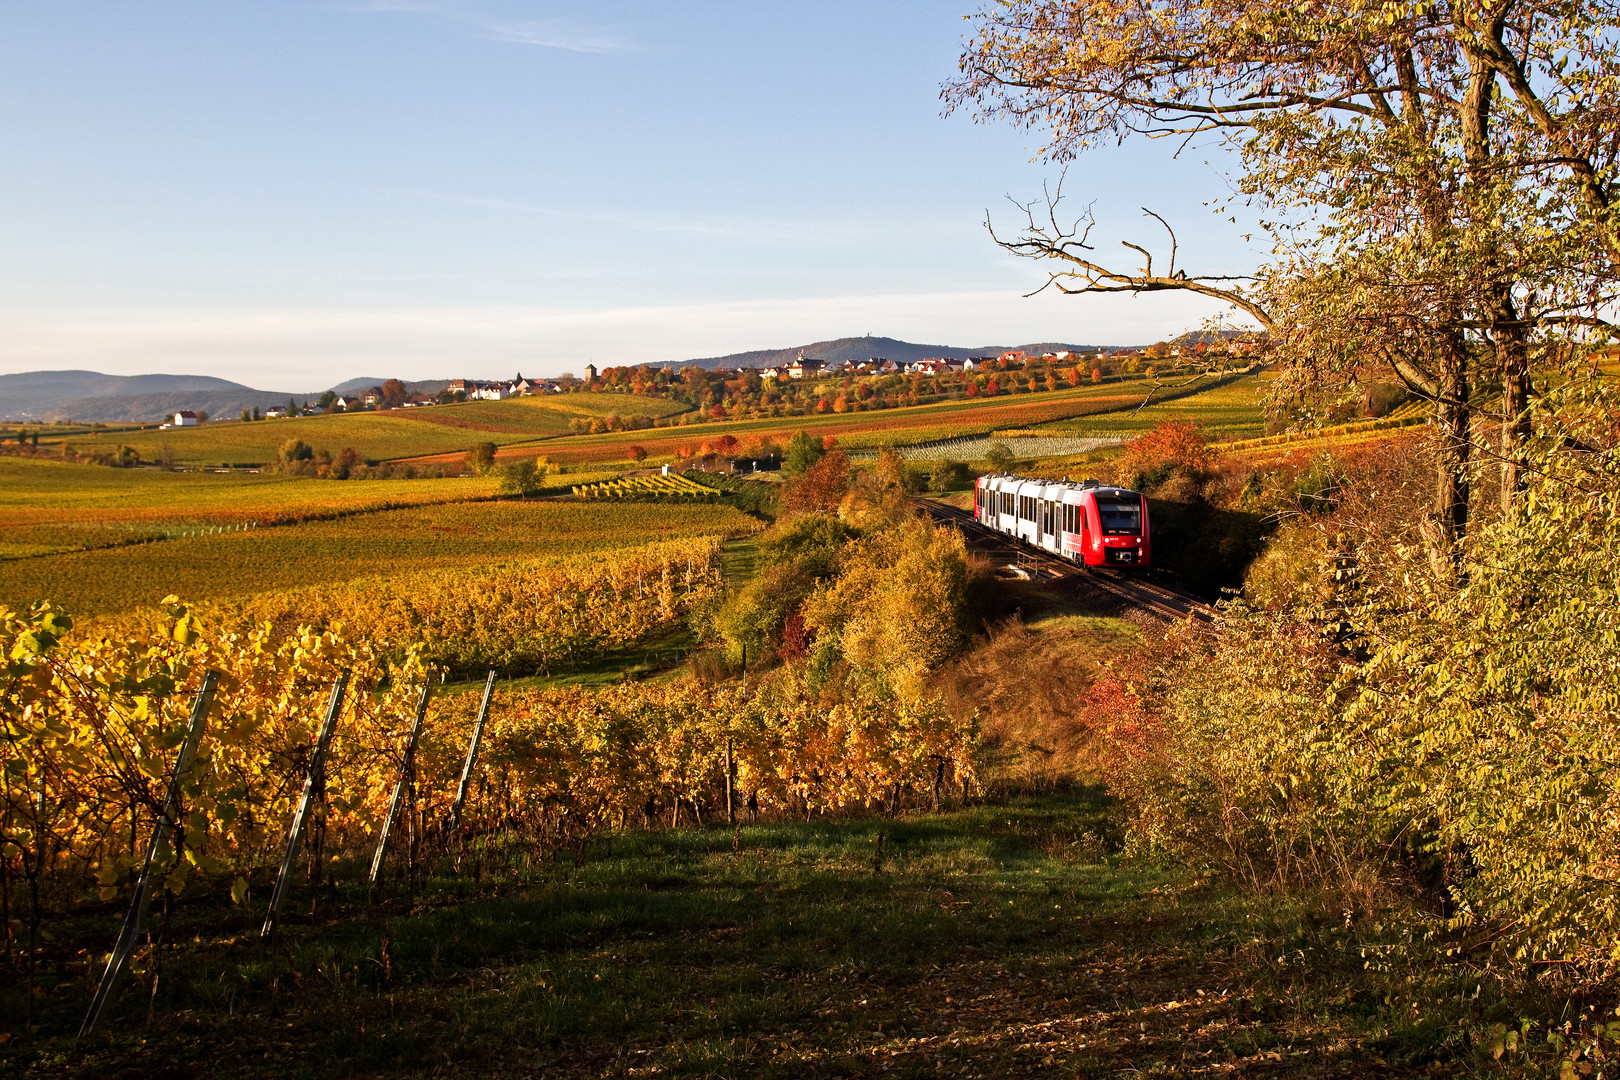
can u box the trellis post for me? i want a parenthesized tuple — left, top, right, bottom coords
(261, 670, 349, 940)
(447, 670, 496, 833)
(369, 677, 433, 886)
(80, 670, 219, 1038)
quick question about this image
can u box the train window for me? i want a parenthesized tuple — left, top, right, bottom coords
(1096, 496, 1142, 535)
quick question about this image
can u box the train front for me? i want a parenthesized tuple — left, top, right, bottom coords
(1081, 487, 1151, 568)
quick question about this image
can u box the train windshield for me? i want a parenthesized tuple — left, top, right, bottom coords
(1096, 496, 1142, 535)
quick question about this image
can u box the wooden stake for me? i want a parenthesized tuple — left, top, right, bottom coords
(447, 671, 496, 833)
(369, 678, 433, 886)
(725, 737, 735, 828)
(80, 670, 219, 1038)
(261, 670, 349, 941)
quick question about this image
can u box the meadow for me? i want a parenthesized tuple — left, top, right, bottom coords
(0, 499, 760, 615)
(4, 796, 1520, 1079)
(43, 392, 690, 466)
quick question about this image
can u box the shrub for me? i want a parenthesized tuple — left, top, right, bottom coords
(498, 458, 541, 496)
(1105, 378, 1620, 975)
(928, 458, 970, 492)
(780, 450, 850, 514)
(465, 441, 498, 475)
(1117, 419, 1215, 491)
(783, 430, 823, 475)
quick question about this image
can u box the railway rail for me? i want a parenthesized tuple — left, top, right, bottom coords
(915, 499, 1217, 624)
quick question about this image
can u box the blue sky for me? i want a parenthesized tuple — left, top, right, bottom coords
(0, 2, 1260, 389)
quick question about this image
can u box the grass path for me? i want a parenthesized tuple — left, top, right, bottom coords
(14, 795, 1489, 1078)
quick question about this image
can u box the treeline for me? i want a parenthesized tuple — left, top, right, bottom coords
(264, 438, 463, 480)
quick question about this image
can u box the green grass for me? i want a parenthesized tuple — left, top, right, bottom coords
(48, 393, 691, 466)
(5, 794, 1504, 1078)
(0, 500, 760, 615)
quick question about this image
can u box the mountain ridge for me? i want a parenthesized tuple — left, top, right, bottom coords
(672, 335, 1127, 371)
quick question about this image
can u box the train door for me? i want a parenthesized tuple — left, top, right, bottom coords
(1060, 498, 1080, 560)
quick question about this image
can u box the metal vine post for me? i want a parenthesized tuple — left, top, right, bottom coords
(447, 670, 496, 833)
(261, 670, 349, 941)
(369, 676, 433, 887)
(80, 670, 220, 1038)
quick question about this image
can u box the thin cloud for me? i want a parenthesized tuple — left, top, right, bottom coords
(411, 191, 856, 242)
(471, 17, 633, 53)
(339, 2, 635, 54)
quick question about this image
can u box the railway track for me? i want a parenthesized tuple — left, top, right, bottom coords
(915, 499, 1217, 624)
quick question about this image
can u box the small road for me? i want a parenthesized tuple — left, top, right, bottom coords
(914, 498, 1217, 625)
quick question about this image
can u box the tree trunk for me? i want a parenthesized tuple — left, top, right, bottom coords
(1428, 333, 1472, 574)
(1493, 298, 1532, 512)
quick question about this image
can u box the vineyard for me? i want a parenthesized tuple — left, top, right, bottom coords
(0, 546, 975, 1033)
(853, 434, 1123, 463)
(0, 458, 504, 561)
(394, 381, 1210, 468)
(43, 393, 692, 467)
(572, 474, 724, 501)
(1028, 373, 1267, 440)
(0, 500, 760, 615)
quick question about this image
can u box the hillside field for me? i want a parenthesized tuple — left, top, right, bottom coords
(0, 499, 759, 616)
(0, 457, 510, 559)
(41, 393, 690, 467)
(12, 374, 1273, 476)
(401, 375, 1270, 469)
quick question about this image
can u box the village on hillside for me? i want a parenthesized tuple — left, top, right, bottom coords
(156, 334, 1269, 428)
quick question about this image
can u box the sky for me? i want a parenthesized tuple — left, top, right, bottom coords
(0, 2, 1263, 390)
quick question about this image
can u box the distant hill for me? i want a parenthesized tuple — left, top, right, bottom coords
(33, 390, 328, 425)
(674, 335, 1132, 370)
(0, 371, 455, 423)
(0, 370, 288, 422)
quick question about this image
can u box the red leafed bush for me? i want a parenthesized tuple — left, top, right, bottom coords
(1120, 419, 1217, 477)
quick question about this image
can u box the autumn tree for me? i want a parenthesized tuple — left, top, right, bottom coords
(780, 450, 851, 514)
(465, 441, 497, 475)
(278, 438, 314, 465)
(783, 430, 825, 476)
(948, 0, 1620, 558)
(381, 378, 408, 409)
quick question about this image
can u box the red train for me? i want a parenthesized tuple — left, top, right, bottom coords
(973, 474, 1151, 568)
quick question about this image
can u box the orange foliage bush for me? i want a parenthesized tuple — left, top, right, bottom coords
(780, 450, 851, 514)
(1117, 419, 1217, 480)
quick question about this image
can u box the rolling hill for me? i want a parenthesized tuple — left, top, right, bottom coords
(676, 335, 1126, 370)
(0, 371, 296, 422)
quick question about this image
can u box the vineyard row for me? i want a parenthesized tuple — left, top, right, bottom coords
(2, 560, 975, 1029)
